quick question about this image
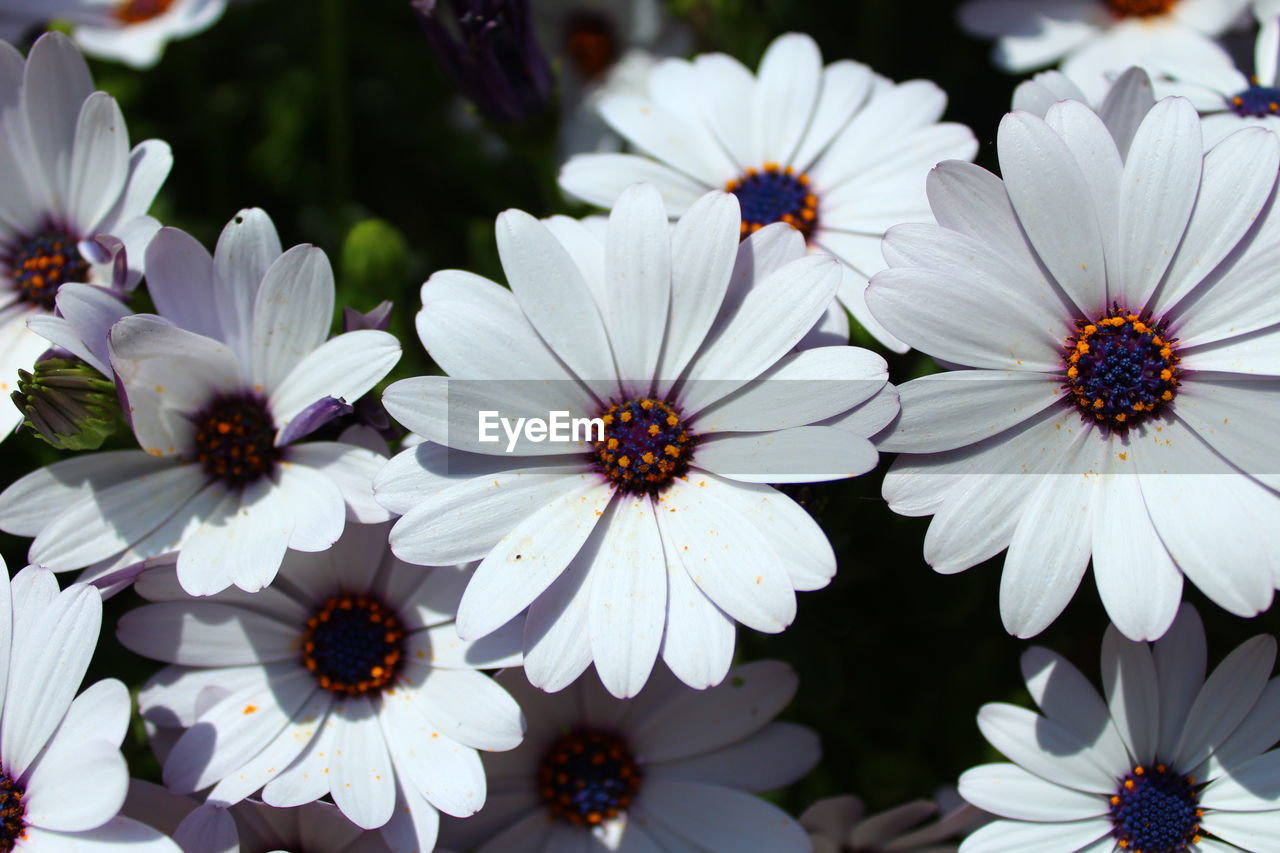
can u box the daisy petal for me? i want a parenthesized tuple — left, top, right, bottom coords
(67, 92, 129, 232)
(250, 245, 336, 395)
(639, 781, 809, 853)
(331, 701, 396, 829)
(269, 329, 400, 430)
(212, 209, 282, 362)
(958, 762, 1108, 821)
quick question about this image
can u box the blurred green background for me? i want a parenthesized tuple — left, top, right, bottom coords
(0, 0, 1275, 826)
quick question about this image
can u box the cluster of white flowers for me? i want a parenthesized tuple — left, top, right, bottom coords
(0, 1, 1274, 852)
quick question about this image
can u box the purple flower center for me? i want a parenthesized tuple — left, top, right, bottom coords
(302, 596, 405, 696)
(1108, 763, 1201, 853)
(1063, 309, 1179, 428)
(726, 164, 819, 241)
(190, 392, 278, 487)
(591, 397, 693, 495)
(1229, 84, 1280, 118)
(0, 766, 26, 852)
(3, 226, 88, 311)
(539, 729, 641, 826)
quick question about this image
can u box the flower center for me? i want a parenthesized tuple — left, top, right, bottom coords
(1063, 309, 1179, 427)
(4, 227, 88, 311)
(564, 11, 617, 81)
(725, 163, 819, 241)
(591, 397, 693, 495)
(191, 393, 278, 487)
(0, 767, 26, 853)
(301, 596, 405, 696)
(1108, 764, 1202, 853)
(1104, 0, 1176, 17)
(113, 0, 175, 24)
(539, 730, 641, 826)
(1229, 85, 1280, 118)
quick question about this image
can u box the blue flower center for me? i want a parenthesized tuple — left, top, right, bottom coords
(539, 730, 641, 826)
(4, 227, 88, 311)
(1229, 85, 1280, 118)
(1109, 764, 1202, 853)
(191, 393, 279, 487)
(726, 163, 819, 240)
(1064, 310, 1179, 427)
(591, 398, 693, 495)
(0, 766, 25, 852)
(302, 596, 405, 696)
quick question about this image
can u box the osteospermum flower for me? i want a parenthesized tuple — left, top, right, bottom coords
(558, 32, 976, 352)
(536, 0, 690, 156)
(869, 92, 1280, 641)
(1145, 13, 1280, 146)
(802, 791, 987, 853)
(123, 781, 447, 853)
(957, 0, 1244, 101)
(0, 209, 401, 595)
(958, 605, 1280, 852)
(0, 31, 170, 437)
(120, 521, 525, 851)
(439, 661, 818, 853)
(0, 562, 179, 851)
(0, 0, 227, 68)
(376, 184, 894, 698)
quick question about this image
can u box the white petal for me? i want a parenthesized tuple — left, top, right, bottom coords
(559, 153, 710, 215)
(24, 736, 126, 832)
(67, 92, 129, 232)
(958, 817, 1110, 853)
(21, 33, 93, 214)
(958, 762, 1108, 821)
(109, 316, 246, 457)
(1153, 127, 1279, 317)
(176, 481, 293, 595)
(212, 208, 282, 362)
(496, 209, 616, 386)
(630, 659, 796, 762)
(660, 533, 736, 690)
(752, 33, 822, 166)
(270, 329, 400, 429)
(976, 702, 1116, 794)
(1091, 467, 1182, 642)
(116, 600, 297, 666)
(603, 183, 671, 383)
(997, 110, 1106, 315)
(638, 781, 810, 853)
(379, 693, 487, 818)
(331, 702, 396, 829)
(1206, 678, 1280, 778)
(599, 96, 729, 186)
(0, 448, 166, 538)
(999, 429, 1100, 638)
(285, 441, 392, 523)
(1153, 603, 1207, 761)
(143, 227, 222, 340)
(1202, 807, 1280, 851)
(878, 371, 1061, 454)
(389, 469, 591, 566)
(655, 192, 742, 391)
(521, 541, 595, 693)
(657, 475, 795, 634)
(1174, 634, 1276, 773)
(250, 245, 336, 394)
(589, 496, 666, 698)
(1100, 624, 1159, 766)
(1020, 646, 1130, 772)
(1198, 749, 1280, 811)
(647, 722, 818, 793)
(455, 479, 613, 640)
(1115, 97, 1203, 309)
(792, 60, 874, 173)
(693, 426, 877, 483)
(402, 667, 523, 752)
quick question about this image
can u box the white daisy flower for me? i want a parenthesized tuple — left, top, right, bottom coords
(958, 605, 1280, 852)
(120, 521, 526, 851)
(0, 0, 227, 68)
(802, 790, 987, 853)
(1143, 13, 1280, 146)
(123, 781, 457, 853)
(957, 0, 1245, 102)
(868, 89, 1280, 641)
(0, 208, 401, 595)
(439, 661, 818, 853)
(558, 32, 977, 352)
(0, 31, 170, 437)
(0, 562, 179, 851)
(536, 0, 691, 157)
(376, 184, 895, 699)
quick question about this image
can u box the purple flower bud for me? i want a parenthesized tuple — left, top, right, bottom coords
(412, 0, 553, 123)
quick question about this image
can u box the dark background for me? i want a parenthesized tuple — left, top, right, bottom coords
(0, 0, 1275, 821)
